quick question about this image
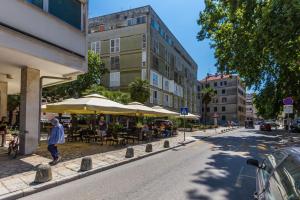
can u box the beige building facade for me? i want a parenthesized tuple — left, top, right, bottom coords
(0, 0, 88, 154)
(198, 74, 246, 125)
(246, 93, 258, 122)
(88, 6, 198, 113)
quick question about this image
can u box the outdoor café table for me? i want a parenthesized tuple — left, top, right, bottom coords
(117, 132, 127, 138)
(125, 135, 139, 144)
(116, 132, 129, 144)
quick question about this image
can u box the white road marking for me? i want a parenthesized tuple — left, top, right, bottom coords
(240, 175, 256, 179)
(234, 166, 244, 188)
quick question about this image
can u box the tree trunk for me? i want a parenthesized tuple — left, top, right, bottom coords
(204, 103, 207, 126)
(8, 111, 13, 126)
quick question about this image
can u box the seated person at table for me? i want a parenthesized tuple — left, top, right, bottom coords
(159, 123, 168, 137)
(163, 122, 173, 137)
(141, 124, 149, 132)
(98, 117, 107, 137)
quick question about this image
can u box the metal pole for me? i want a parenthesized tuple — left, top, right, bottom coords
(184, 114, 186, 141)
(288, 113, 290, 132)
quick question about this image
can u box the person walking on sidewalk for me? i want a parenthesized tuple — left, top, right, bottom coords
(48, 118, 65, 165)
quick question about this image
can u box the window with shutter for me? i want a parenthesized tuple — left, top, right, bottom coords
(110, 39, 115, 53)
(110, 56, 120, 70)
(91, 41, 101, 54)
(115, 38, 120, 52)
(110, 72, 120, 87)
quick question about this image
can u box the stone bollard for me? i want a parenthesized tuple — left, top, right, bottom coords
(145, 144, 153, 152)
(125, 147, 134, 158)
(80, 157, 93, 171)
(163, 140, 170, 148)
(34, 164, 52, 183)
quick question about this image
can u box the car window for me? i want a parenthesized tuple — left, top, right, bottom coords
(260, 158, 273, 182)
(268, 152, 287, 168)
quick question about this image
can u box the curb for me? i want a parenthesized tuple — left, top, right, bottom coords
(195, 127, 239, 139)
(0, 140, 195, 200)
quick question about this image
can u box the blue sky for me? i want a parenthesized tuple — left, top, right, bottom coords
(89, 0, 217, 81)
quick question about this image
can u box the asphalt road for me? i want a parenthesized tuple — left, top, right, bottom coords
(20, 128, 279, 200)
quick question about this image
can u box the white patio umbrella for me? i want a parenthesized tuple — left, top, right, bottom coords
(151, 106, 179, 117)
(43, 94, 135, 115)
(177, 113, 200, 120)
(125, 102, 164, 116)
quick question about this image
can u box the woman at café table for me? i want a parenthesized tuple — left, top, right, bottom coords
(98, 116, 107, 144)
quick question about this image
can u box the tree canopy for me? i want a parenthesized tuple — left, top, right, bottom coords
(201, 87, 217, 124)
(129, 79, 150, 104)
(198, 0, 300, 117)
(43, 50, 108, 101)
(83, 84, 131, 104)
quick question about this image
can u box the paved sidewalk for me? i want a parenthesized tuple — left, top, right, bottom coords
(269, 129, 300, 148)
(0, 127, 230, 200)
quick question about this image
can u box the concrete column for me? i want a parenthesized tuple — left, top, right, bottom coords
(20, 67, 40, 155)
(0, 82, 8, 119)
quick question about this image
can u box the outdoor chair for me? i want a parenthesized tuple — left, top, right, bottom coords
(153, 128, 163, 138)
(123, 129, 139, 144)
(107, 132, 125, 146)
(172, 128, 178, 136)
(66, 128, 81, 142)
(143, 130, 153, 142)
(81, 129, 97, 143)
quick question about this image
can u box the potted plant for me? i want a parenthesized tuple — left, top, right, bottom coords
(136, 122, 143, 129)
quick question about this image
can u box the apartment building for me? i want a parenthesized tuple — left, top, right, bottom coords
(88, 6, 198, 113)
(246, 93, 258, 122)
(0, 0, 88, 154)
(198, 74, 246, 125)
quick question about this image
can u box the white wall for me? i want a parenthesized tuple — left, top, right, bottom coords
(0, 0, 86, 57)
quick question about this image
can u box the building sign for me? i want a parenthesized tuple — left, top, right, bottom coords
(283, 97, 293, 105)
(284, 105, 293, 114)
(180, 107, 188, 115)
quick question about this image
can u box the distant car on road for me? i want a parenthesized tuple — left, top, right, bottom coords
(259, 122, 272, 131)
(245, 120, 255, 129)
(231, 121, 239, 127)
(247, 147, 300, 200)
(291, 118, 300, 133)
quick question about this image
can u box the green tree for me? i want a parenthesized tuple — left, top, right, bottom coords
(201, 87, 217, 125)
(43, 51, 108, 100)
(129, 79, 150, 104)
(83, 84, 131, 104)
(197, 0, 300, 116)
(7, 95, 20, 125)
(253, 81, 282, 119)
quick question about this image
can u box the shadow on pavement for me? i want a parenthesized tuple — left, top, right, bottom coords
(0, 152, 37, 179)
(186, 129, 283, 200)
